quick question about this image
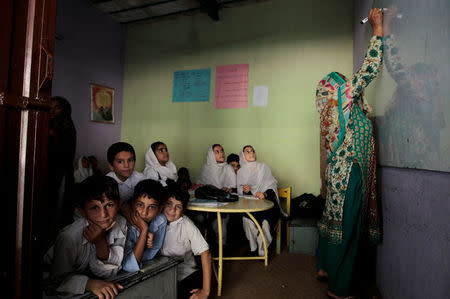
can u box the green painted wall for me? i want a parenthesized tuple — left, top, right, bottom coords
(122, 0, 354, 196)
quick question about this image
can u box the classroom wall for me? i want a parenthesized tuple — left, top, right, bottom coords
(52, 0, 125, 173)
(122, 0, 355, 195)
(354, 1, 450, 298)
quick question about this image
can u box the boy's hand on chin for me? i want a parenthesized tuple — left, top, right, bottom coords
(104, 220, 116, 232)
(131, 211, 148, 233)
(84, 221, 104, 243)
(84, 220, 115, 244)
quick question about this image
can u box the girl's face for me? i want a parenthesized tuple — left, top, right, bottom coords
(134, 194, 160, 223)
(243, 146, 256, 162)
(79, 193, 119, 230)
(154, 144, 169, 166)
(163, 197, 183, 223)
(50, 100, 63, 118)
(213, 145, 225, 163)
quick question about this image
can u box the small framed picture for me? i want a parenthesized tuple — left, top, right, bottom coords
(91, 84, 114, 123)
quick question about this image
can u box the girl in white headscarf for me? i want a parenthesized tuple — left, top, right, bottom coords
(73, 156, 93, 183)
(143, 141, 178, 186)
(237, 145, 285, 256)
(197, 144, 237, 246)
(197, 144, 236, 191)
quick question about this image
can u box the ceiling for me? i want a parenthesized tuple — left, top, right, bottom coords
(89, 0, 256, 24)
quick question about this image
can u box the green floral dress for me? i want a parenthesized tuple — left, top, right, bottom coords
(315, 36, 383, 297)
(316, 36, 383, 245)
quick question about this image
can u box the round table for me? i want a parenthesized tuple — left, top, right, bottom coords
(187, 198, 274, 296)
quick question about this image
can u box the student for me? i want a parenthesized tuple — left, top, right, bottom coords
(197, 144, 236, 246)
(177, 167, 192, 191)
(45, 96, 77, 244)
(122, 179, 167, 272)
(237, 145, 286, 256)
(143, 141, 178, 186)
(74, 156, 93, 183)
(88, 155, 103, 177)
(44, 176, 126, 298)
(197, 144, 236, 192)
(226, 153, 240, 174)
(161, 185, 211, 299)
(106, 142, 145, 203)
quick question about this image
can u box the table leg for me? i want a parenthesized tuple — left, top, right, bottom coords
(217, 211, 223, 296)
(245, 212, 268, 266)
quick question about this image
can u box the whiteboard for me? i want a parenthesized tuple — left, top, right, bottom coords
(363, 0, 450, 172)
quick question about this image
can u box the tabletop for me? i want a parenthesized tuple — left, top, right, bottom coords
(187, 197, 274, 213)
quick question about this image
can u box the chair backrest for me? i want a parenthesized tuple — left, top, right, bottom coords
(277, 187, 292, 216)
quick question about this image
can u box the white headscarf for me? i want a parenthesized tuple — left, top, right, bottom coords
(74, 156, 93, 183)
(143, 145, 178, 182)
(197, 146, 236, 189)
(237, 147, 286, 216)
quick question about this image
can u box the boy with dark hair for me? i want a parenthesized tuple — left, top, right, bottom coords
(44, 176, 127, 298)
(161, 185, 211, 299)
(122, 179, 167, 272)
(106, 142, 145, 203)
(226, 153, 240, 174)
(176, 167, 192, 191)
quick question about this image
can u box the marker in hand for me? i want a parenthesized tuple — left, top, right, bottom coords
(360, 8, 402, 24)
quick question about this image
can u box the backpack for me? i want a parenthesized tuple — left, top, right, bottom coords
(194, 185, 238, 202)
(290, 193, 326, 219)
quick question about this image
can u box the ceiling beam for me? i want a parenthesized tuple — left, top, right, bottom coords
(123, 6, 201, 24)
(197, 0, 219, 21)
(109, 0, 178, 15)
(121, 0, 248, 24)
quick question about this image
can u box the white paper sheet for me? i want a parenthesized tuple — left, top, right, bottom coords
(253, 86, 268, 107)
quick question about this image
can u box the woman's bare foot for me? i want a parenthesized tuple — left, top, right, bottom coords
(317, 269, 328, 281)
(327, 291, 344, 299)
(327, 291, 359, 299)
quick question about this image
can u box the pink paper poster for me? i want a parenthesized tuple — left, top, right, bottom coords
(214, 63, 249, 109)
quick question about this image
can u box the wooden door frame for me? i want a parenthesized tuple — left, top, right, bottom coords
(0, 0, 57, 298)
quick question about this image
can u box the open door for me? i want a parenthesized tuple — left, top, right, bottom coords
(0, 0, 57, 297)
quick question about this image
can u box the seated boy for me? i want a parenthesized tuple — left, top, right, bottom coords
(226, 153, 240, 174)
(160, 185, 212, 299)
(106, 142, 145, 203)
(44, 176, 127, 298)
(122, 179, 167, 272)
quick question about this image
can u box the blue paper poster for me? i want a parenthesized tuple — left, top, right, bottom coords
(172, 68, 211, 102)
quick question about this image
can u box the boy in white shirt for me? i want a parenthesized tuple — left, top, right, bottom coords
(106, 142, 145, 203)
(44, 176, 127, 298)
(161, 185, 211, 299)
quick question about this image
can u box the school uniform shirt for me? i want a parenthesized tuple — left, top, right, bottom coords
(106, 170, 145, 203)
(160, 216, 209, 281)
(122, 214, 167, 272)
(44, 215, 127, 296)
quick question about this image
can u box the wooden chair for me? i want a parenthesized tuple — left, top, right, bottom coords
(275, 187, 292, 254)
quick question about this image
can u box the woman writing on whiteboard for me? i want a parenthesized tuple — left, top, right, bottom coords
(315, 8, 383, 299)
